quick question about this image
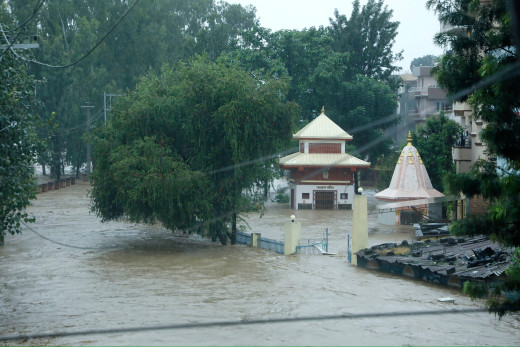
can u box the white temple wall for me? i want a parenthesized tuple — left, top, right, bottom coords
(291, 184, 354, 210)
(377, 210, 397, 225)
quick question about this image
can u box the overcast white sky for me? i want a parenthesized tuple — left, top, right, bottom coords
(227, 0, 444, 73)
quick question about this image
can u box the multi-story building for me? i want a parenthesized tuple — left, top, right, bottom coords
(409, 66, 449, 125)
(451, 101, 489, 217)
(395, 73, 417, 143)
(452, 101, 489, 173)
(395, 67, 450, 145)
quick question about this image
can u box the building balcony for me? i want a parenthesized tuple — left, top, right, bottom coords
(410, 86, 447, 100)
(453, 102, 470, 113)
(414, 114, 427, 122)
(453, 146, 472, 161)
(427, 87, 447, 100)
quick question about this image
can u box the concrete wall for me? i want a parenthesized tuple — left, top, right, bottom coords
(290, 183, 354, 210)
(377, 210, 397, 225)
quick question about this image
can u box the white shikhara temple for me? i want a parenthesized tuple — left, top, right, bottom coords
(375, 131, 444, 225)
(279, 107, 370, 210)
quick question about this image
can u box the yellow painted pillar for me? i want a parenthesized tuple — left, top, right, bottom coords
(352, 191, 368, 265)
(251, 233, 261, 247)
(284, 217, 301, 255)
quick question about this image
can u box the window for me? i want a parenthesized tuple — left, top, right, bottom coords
(302, 193, 310, 199)
(340, 193, 348, 200)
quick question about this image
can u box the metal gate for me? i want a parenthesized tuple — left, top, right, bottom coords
(314, 191, 336, 210)
(400, 210, 422, 225)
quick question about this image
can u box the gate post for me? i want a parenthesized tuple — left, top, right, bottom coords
(351, 188, 368, 265)
(284, 215, 301, 255)
(251, 233, 261, 247)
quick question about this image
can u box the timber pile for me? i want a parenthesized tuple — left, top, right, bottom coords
(36, 176, 77, 193)
(356, 236, 513, 288)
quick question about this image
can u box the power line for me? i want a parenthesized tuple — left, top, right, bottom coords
(0, 308, 488, 342)
(1, 0, 141, 69)
(44, 106, 105, 137)
(2, 0, 45, 33)
(21, 221, 121, 251)
(0, 0, 44, 60)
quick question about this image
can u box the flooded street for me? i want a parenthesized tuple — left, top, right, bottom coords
(1, 182, 519, 345)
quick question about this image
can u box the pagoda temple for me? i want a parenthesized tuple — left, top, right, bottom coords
(279, 107, 370, 210)
(375, 131, 444, 225)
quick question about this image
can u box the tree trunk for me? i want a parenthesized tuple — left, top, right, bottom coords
(212, 222, 227, 245)
(230, 213, 237, 245)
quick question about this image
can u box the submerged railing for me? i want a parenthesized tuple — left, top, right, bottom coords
(236, 231, 284, 254)
(296, 228, 329, 255)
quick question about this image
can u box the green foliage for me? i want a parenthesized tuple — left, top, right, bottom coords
(429, 0, 520, 316)
(91, 56, 298, 244)
(0, 5, 41, 244)
(6, 0, 403, 181)
(447, 160, 520, 246)
(410, 54, 439, 70)
(7, 0, 262, 178)
(229, 0, 402, 162)
(375, 150, 400, 191)
(462, 248, 520, 318)
(274, 194, 290, 204)
(91, 136, 210, 230)
(411, 113, 462, 192)
(329, 0, 402, 82)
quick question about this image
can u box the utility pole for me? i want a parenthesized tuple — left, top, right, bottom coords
(104, 92, 121, 123)
(0, 36, 39, 62)
(81, 102, 94, 175)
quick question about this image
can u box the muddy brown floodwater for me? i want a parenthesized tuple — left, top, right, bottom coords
(1, 181, 519, 346)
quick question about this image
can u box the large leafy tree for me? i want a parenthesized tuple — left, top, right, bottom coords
(7, 0, 261, 179)
(410, 54, 439, 70)
(0, 4, 41, 244)
(91, 56, 298, 245)
(328, 0, 402, 83)
(411, 113, 462, 192)
(231, 0, 402, 162)
(428, 0, 520, 316)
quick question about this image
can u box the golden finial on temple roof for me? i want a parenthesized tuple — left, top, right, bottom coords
(407, 131, 412, 146)
(321, 106, 325, 114)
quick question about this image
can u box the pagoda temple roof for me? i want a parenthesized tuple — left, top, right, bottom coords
(280, 152, 370, 168)
(375, 132, 444, 201)
(293, 108, 353, 140)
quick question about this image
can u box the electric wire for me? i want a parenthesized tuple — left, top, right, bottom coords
(0, 308, 488, 342)
(2, 4, 519, 344)
(42, 106, 105, 138)
(21, 221, 121, 250)
(1, 0, 141, 69)
(0, 0, 44, 60)
(2, 0, 45, 33)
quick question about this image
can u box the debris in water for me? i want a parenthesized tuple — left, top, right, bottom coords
(437, 297, 455, 303)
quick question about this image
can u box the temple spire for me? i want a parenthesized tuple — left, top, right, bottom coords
(407, 131, 413, 146)
(321, 106, 325, 114)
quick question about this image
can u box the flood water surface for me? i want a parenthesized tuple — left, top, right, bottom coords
(1, 182, 519, 345)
